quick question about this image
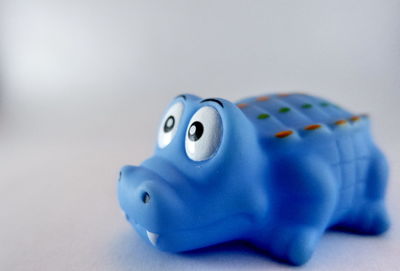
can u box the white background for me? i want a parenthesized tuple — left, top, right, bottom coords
(1, 0, 399, 270)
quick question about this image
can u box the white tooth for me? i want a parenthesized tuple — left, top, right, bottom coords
(146, 230, 159, 246)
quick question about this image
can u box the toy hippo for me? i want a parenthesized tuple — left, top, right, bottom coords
(118, 93, 390, 265)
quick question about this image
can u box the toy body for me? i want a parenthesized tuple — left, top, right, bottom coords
(118, 93, 389, 265)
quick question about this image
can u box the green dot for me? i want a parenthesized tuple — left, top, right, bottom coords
(301, 103, 313, 109)
(279, 107, 291, 113)
(320, 102, 330, 107)
(257, 113, 270, 119)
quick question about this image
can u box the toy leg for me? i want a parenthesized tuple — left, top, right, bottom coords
(252, 224, 322, 266)
(337, 201, 390, 235)
(250, 157, 337, 265)
(337, 149, 390, 235)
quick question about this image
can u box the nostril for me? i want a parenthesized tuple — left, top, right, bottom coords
(141, 191, 151, 204)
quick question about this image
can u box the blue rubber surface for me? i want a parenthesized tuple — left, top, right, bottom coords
(118, 93, 390, 265)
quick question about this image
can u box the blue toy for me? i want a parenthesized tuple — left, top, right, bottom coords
(117, 93, 390, 265)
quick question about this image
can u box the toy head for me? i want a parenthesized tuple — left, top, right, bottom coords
(118, 94, 267, 252)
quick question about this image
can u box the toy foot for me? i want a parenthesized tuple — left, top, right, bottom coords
(253, 226, 320, 266)
(287, 228, 319, 265)
(337, 201, 390, 235)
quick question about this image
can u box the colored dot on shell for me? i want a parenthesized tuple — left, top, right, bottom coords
(257, 113, 270, 119)
(305, 124, 322, 130)
(256, 96, 269, 102)
(275, 130, 293, 138)
(278, 93, 291, 97)
(320, 102, 330, 107)
(335, 120, 347, 125)
(350, 116, 361, 122)
(237, 103, 248, 109)
(279, 107, 291, 113)
(301, 104, 313, 109)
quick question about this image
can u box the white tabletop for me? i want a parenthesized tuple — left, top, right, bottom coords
(1, 89, 399, 271)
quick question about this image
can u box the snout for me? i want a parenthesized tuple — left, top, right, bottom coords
(117, 163, 187, 242)
(118, 165, 160, 210)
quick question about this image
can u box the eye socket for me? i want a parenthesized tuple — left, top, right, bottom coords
(185, 106, 222, 161)
(158, 102, 184, 148)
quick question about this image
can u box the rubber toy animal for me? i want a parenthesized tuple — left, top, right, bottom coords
(118, 93, 390, 265)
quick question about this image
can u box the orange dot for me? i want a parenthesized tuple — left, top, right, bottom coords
(237, 103, 248, 109)
(278, 93, 291, 97)
(256, 96, 269, 102)
(335, 120, 347, 125)
(275, 130, 293, 138)
(350, 116, 361, 122)
(304, 124, 322, 130)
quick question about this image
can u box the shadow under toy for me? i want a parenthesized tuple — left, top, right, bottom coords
(118, 93, 390, 265)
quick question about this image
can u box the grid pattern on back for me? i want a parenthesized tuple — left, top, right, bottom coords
(236, 93, 356, 137)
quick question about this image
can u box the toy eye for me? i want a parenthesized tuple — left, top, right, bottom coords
(158, 102, 184, 148)
(185, 106, 222, 161)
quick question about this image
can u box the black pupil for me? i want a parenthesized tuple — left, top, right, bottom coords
(188, 121, 204, 142)
(163, 116, 175, 133)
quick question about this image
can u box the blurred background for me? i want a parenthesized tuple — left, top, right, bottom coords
(1, 0, 399, 270)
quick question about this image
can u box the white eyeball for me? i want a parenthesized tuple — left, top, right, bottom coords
(158, 102, 184, 148)
(185, 106, 222, 161)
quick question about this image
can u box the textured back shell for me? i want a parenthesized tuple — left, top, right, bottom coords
(236, 93, 364, 137)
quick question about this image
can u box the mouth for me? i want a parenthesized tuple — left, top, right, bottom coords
(122, 212, 160, 246)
